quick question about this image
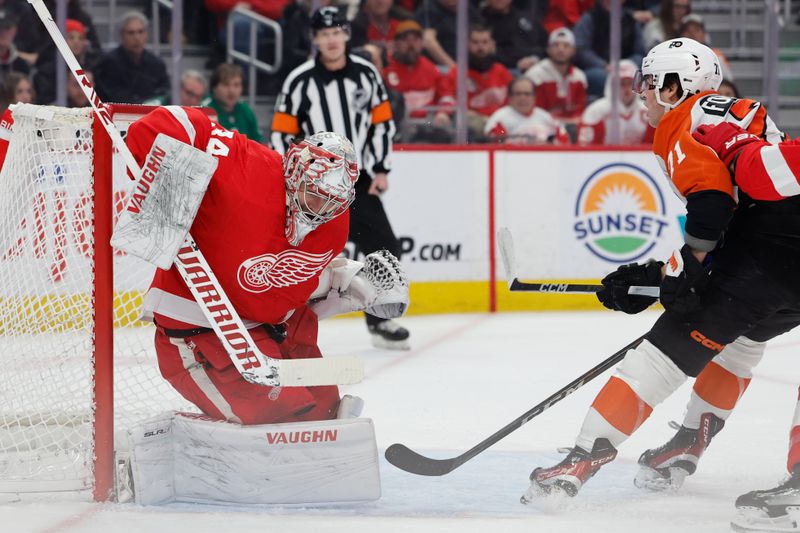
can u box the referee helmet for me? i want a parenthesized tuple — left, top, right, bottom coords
(311, 6, 349, 34)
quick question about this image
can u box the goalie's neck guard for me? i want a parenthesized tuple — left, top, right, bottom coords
(284, 132, 358, 246)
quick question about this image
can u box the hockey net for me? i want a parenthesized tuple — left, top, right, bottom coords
(0, 104, 195, 500)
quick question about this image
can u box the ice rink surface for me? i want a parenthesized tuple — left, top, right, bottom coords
(3, 310, 799, 533)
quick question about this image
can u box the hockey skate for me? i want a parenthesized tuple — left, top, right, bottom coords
(336, 394, 364, 419)
(635, 412, 725, 491)
(731, 468, 800, 532)
(369, 320, 410, 350)
(521, 438, 618, 502)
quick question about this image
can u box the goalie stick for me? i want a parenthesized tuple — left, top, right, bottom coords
(384, 334, 646, 476)
(29, 0, 362, 387)
(497, 227, 661, 298)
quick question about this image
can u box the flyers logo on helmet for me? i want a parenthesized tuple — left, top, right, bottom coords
(237, 249, 333, 293)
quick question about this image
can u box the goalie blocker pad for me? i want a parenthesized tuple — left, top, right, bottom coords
(111, 133, 217, 270)
(125, 412, 381, 505)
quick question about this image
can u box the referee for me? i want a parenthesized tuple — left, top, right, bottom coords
(270, 6, 410, 350)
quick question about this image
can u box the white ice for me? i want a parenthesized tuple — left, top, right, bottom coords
(2, 311, 799, 533)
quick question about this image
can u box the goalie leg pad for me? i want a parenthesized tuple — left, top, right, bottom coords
(127, 412, 381, 505)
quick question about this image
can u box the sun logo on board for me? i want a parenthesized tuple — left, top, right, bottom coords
(573, 163, 670, 263)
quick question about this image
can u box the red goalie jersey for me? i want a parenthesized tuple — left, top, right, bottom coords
(126, 106, 349, 330)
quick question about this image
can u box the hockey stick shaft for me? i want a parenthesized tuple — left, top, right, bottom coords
(384, 334, 646, 476)
(509, 279, 660, 297)
(497, 227, 659, 297)
(29, 0, 361, 387)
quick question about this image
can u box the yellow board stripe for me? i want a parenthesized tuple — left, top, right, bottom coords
(0, 280, 615, 334)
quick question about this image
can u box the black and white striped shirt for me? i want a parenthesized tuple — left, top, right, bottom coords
(270, 55, 395, 176)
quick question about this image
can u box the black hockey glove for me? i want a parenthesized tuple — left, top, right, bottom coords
(597, 260, 663, 314)
(659, 245, 710, 315)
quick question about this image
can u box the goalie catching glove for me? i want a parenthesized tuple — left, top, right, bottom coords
(310, 250, 409, 320)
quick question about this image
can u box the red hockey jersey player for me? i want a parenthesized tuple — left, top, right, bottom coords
(692, 120, 800, 201)
(126, 106, 359, 425)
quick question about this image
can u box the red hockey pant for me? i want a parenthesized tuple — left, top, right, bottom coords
(155, 306, 340, 424)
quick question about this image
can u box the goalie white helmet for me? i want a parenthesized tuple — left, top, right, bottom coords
(634, 38, 722, 111)
(283, 132, 359, 246)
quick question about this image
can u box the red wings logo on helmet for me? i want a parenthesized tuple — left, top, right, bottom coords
(304, 144, 359, 185)
(237, 249, 334, 293)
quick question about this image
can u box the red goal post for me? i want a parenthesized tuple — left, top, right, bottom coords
(0, 103, 197, 501)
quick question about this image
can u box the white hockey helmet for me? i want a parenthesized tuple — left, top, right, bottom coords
(283, 132, 358, 246)
(634, 38, 723, 111)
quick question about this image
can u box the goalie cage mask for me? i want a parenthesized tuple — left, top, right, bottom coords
(283, 132, 358, 246)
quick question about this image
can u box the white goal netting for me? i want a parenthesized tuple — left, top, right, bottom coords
(0, 104, 195, 494)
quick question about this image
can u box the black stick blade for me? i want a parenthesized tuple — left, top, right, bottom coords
(384, 443, 461, 476)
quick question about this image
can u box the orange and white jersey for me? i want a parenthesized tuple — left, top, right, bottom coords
(652, 90, 783, 251)
(653, 90, 783, 203)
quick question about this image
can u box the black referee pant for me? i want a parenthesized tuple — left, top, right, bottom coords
(349, 170, 402, 328)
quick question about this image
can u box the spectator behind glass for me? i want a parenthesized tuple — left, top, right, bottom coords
(0, 8, 31, 87)
(624, 0, 659, 25)
(542, 0, 595, 34)
(718, 79, 741, 99)
(205, 0, 289, 84)
(481, 0, 548, 72)
(34, 19, 101, 104)
(94, 12, 170, 104)
(643, 0, 691, 51)
(15, 0, 101, 66)
(573, 0, 644, 98)
(143, 69, 208, 106)
(0, 71, 34, 112)
(576, 58, 654, 146)
(180, 70, 208, 106)
(351, 0, 411, 57)
(485, 76, 570, 144)
(66, 68, 91, 107)
(414, 0, 483, 69)
(446, 25, 513, 140)
(205, 0, 292, 25)
(679, 14, 734, 81)
(383, 19, 453, 141)
(524, 27, 587, 125)
(202, 63, 263, 143)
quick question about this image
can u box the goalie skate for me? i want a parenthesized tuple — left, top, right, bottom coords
(635, 412, 724, 491)
(731, 470, 800, 533)
(369, 320, 410, 350)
